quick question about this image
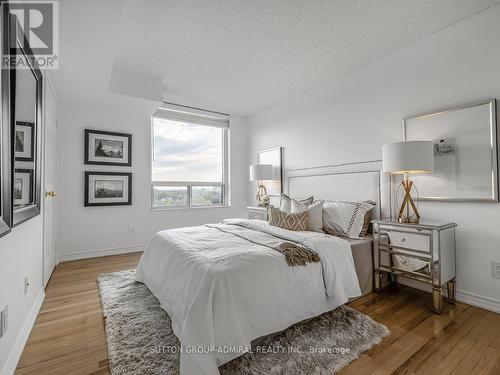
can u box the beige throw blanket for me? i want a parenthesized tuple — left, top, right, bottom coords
(206, 224, 320, 266)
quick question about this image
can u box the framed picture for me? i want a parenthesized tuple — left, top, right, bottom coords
(15, 121, 35, 162)
(257, 146, 283, 197)
(13, 169, 33, 207)
(84, 129, 132, 166)
(85, 172, 132, 207)
(403, 99, 498, 202)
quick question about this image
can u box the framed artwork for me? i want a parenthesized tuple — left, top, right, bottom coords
(85, 172, 132, 207)
(257, 147, 283, 197)
(403, 99, 498, 202)
(13, 169, 33, 207)
(15, 121, 34, 162)
(85, 129, 132, 166)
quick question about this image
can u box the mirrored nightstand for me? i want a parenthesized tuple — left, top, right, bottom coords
(372, 219, 457, 314)
(247, 206, 268, 221)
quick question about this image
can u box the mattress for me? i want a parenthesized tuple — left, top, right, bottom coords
(348, 236, 374, 296)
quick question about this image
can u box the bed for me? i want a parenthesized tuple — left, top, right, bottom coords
(136, 161, 390, 375)
(136, 219, 361, 374)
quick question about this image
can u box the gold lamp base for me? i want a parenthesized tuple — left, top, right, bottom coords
(398, 179, 420, 223)
(256, 184, 270, 207)
(399, 216, 420, 224)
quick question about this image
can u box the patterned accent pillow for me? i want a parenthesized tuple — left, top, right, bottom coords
(322, 200, 375, 239)
(268, 206, 309, 231)
(280, 194, 314, 213)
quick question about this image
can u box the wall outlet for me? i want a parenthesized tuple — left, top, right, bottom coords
(24, 276, 30, 295)
(128, 226, 135, 235)
(492, 261, 500, 279)
(0, 306, 7, 338)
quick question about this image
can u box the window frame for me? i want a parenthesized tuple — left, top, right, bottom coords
(150, 116, 230, 210)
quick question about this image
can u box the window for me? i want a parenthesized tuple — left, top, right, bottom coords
(151, 103, 229, 208)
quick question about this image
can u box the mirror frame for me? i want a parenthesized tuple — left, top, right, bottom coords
(0, 5, 12, 237)
(9, 14, 43, 226)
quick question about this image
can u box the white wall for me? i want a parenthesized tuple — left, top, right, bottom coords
(57, 103, 248, 260)
(0, 218, 44, 375)
(248, 6, 500, 312)
(0, 65, 49, 374)
(0, 70, 44, 374)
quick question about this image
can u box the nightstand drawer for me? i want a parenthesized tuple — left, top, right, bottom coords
(387, 231, 430, 252)
(248, 212, 266, 220)
(247, 206, 268, 221)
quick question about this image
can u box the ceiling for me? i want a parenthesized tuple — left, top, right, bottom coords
(52, 0, 500, 116)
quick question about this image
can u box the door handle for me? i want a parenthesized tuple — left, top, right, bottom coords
(45, 191, 57, 197)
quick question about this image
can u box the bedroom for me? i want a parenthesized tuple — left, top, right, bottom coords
(1, 0, 500, 374)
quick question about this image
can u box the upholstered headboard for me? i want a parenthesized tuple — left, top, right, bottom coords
(284, 160, 391, 219)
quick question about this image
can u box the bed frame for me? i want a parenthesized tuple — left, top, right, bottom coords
(284, 160, 391, 295)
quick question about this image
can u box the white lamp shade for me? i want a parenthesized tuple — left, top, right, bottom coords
(382, 141, 434, 174)
(249, 164, 274, 181)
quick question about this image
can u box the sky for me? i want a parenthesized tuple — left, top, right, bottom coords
(152, 118, 223, 182)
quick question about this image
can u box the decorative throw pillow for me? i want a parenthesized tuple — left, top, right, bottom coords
(360, 201, 377, 237)
(268, 206, 309, 231)
(280, 193, 314, 213)
(322, 200, 375, 239)
(291, 199, 324, 233)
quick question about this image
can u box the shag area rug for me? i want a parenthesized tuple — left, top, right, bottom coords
(97, 270, 389, 375)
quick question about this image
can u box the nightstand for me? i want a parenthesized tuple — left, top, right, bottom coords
(372, 219, 457, 314)
(247, 206, 268, 220)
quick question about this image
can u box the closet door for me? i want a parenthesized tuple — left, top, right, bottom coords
(43, 76, 58, 286)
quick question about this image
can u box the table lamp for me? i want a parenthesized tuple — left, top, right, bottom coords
(249, 164, 274, 206)
(382, 141, 434, 223)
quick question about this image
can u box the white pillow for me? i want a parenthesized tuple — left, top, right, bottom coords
(322, 200, 375, 239)
(280, 194, 314, 213)
(291, 200, 324, 233)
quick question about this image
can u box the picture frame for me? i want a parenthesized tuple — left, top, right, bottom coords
(403, 99, 498, 202)
(84, 129, 132, 166)
(14, 121, 34, 162)
(84, 171, 132, 207)
(257, 146, 284, 197)
(13, 169, 33, 207)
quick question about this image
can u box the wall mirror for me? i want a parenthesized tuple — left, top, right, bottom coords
(10, 14, 43, 226)
(403, 99, 498, 202)
(0, 7, 12, 237)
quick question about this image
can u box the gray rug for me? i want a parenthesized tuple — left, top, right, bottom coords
(97, 270, 389, 375)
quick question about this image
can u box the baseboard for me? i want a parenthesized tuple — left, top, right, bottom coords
(456, 289, 500, 314)
(57, 245, 146, 263)
(394, 278, 500, 314)
(1, 289, 45, 375)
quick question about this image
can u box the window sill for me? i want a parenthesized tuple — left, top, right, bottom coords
(150, 205, 232, 212)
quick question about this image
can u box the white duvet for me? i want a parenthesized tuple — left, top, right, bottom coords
(136, 219, 361, 375)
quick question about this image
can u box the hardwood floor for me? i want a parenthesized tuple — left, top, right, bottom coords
(16, 253, 500, 375)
